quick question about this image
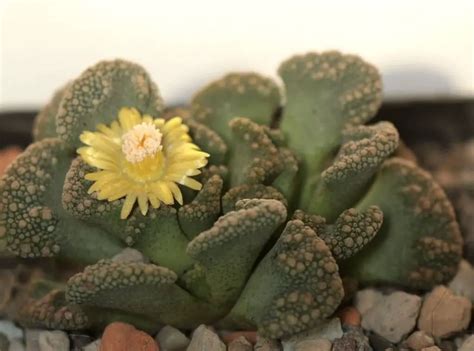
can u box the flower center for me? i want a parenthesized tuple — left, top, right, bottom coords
(121, 122, 163, 163)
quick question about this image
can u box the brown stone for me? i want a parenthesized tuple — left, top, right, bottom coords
(187, 325, 225, 351)
(100, 322, 159, 351)
(449, 259, 474, 303)
(337, 307, 361, 326)
(228, 336, 252, 351)
(294, 338, 332, 351)
(405, 331, 435, 350)
(417, 285, 472, 338)
(361, 291, 421, 343)
(354, 289, 383, 315)
(222, 331, 257, 344)
(459, 335, 474, 351)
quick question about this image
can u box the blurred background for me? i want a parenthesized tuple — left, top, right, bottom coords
(0, 0, 473, 260)
(0, 0, 473, 109)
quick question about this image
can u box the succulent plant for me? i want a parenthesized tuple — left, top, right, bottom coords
(0, 52, 463, 339)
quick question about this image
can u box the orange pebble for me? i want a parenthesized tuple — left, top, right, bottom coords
(338, 306, 361, 326)
(100, 322, 159, 351)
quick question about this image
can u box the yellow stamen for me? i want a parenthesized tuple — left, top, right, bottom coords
(121, 122, 163, 163)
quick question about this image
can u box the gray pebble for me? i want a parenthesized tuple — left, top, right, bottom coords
(38, 331, 69, 351)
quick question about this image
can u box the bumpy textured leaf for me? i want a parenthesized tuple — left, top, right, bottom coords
(20, 289, 89, 330)
(308, 122, 399, 220)
(228, 117, 283, 187)
(343, 158, 463, 288)
(0, 140, 123, 263)
(222, 184, 287, 213)
(191, 73, 281, 144)
(185, 119, 228, 165)
(294, 206, 383, 260)
(178, 175, 224, 239)
(187, 199, 287, 306)
(66, 260, 223, 329)
(33, 84, 69, 141)
(55, 60, 163, 148)
(279, 51, 383, 208)
(63, 157, 194, 274)
(227, 220, 344, 338)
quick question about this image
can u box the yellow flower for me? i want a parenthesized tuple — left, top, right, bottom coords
(77, 107, 209, 219)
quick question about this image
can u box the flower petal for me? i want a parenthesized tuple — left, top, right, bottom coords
(121, 193, 137, 219)
(137, 194, 149, 216)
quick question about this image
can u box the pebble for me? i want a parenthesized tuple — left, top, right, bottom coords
(332, 335, 356, 351)
(83, 339, 100, 351)
(404, 331, 434, 350)
(367, 333, 394, 351)
(187, 325, 225, 351)
(69, 333, 93, 351)
(354, 289, 383, 315)
(111, 248, 147, 263)
(38, 331, 69, 351)
(254, 336, 281, 351)
(282, 318, 343, 351)
(0, 322, 23, 341)
(227, 336, 252, 351)
(156, 325, 189, 351)
(222, 331, 257, 344)
(294, 338, 331, 351)
(25, 329, 41, 351)
(420, 347, 440, 351)
(100, 322, 158, 351)
(417, 285, 472, 338)
(338, 307, 361, 327)
(333, 326, 371, 351)
(449, 259, 474, 303)
(8, 339, 25, 351)
(360, 291, 421, 343)
(459, 335, 474, 351)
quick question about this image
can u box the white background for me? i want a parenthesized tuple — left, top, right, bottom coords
(0, 0, 473, 110)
